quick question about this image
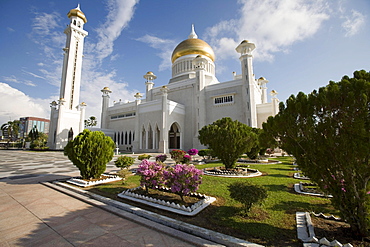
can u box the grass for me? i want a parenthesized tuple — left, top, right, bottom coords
(87, 156, 338, 246)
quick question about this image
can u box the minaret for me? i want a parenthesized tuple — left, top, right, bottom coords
(101, 87, 112, 129)
(60, 4, 88, 110)
(144, 71, 156, 101)
(47, 5, 88, 149)
(236, 40, 257, 127)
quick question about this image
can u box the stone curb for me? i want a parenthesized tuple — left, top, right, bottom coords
(41, 181, 264, 247)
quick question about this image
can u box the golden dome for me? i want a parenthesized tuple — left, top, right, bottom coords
(67, 5, 87, 23)
(171, 38, 215, 63)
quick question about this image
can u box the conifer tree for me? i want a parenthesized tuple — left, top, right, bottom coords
(64, 129, 115, 179)
(263, 70, 370, 238)
(198, 117, 257, 169)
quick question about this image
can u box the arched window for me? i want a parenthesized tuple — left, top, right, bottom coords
(148, 125, 153, 149)
(125, 132, 128, 145)
(129, 131, 132, 145)
(141, 126, 146, 149)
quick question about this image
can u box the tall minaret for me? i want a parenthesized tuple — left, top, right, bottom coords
(236, 40, 257, 127)
(47, 5, 88, 149)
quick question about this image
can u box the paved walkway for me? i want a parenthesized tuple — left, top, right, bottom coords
(0, 150, 220, 247)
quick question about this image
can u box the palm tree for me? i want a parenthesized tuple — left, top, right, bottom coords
(84, 116, 97, 127)
(1, 120, 20, 141)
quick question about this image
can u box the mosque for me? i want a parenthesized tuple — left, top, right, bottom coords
(48, 5, 279, 153)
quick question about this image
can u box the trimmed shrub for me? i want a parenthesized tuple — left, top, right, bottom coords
(64, 129, 115, 179)
(170, 149, 186, 163)
(182, 154, 191, 164)
(114, 156, 135, 169)
(198, 149, 213, 160)
(228, 181, 268, 215)
(155, 154, 167, 163)
(138, 154, 151, 161)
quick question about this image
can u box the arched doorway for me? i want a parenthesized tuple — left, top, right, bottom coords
(169, 123, 180, 149)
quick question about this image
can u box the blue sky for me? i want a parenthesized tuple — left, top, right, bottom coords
(0, 0, 369, 126)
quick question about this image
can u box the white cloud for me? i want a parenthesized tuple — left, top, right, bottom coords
(32, 12, 61, 36)
(94, 0, 140, 62)
(342, 10, 365, 37)
(0, 83, 50, 125)
(205, 0, 330, 61)
(3, 76, 36, 87)
(136, 35, 177, 71)
(7, 27, 15, 32)
(77, 0, 140, 125)
(22, 70, 46, 80)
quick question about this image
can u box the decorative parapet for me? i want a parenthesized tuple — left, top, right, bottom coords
(296, 212, 353, 247)
(66, 174, 121, 187)
(293, 173, 310, 180)
(294, 182, 333, 198)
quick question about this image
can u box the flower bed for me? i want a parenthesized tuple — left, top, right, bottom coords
(203, 167, 262, 177)
(66, 174, 121, 187)
(118, 186, 216, 216)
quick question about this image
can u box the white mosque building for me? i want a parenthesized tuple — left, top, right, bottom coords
(101, 26, 279, 154)
(47, 5, 279, 152)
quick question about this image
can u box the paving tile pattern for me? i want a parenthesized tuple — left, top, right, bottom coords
(0, 150, 197, 247)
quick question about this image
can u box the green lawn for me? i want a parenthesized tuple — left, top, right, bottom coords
(89, 156, 337, 246)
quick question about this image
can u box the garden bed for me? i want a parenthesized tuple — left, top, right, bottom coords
(118, 186, 216, 216)
(84, 157, 368, 246)
(66, 174, 121, 187)
(203, 166, 262, 177)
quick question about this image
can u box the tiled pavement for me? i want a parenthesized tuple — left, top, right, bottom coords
(0, 150, 221, 247)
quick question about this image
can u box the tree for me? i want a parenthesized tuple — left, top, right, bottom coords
(1, 120, 20, 141)
(28, 125, 39, 142)
(114, 156, 135, 170)
(246, 128, 267, 159)
(262, 70, 370, 238)
(84, 116, 97, 127)
(30, 132, 48, 150)
(198, 117, 257, 169)
(228, 181, 268, 216)
(64, 129, 115, 179)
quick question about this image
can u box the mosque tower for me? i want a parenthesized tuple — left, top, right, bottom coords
(47, 4, 88, 149)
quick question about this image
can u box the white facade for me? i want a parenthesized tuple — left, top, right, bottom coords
(47, 5, 88, 150)
(101, 27, 279, 154)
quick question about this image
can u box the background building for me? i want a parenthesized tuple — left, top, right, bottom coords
(19, 117, 50, 139)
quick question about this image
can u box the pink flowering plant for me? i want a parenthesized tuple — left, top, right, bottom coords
(164, 164, 203, 201)
(187, 148, 198, 156)
(170, 149, 187, 163)
(182, 154, 191, 164)
(136, 160, 166, 193)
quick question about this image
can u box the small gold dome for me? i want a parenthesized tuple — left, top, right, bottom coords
(67, 5, 87, 23)
(171, 38, 215, 63)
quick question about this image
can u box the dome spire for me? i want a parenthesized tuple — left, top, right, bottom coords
(188, 24, 198, 39)
(76, 4, 81, 10)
